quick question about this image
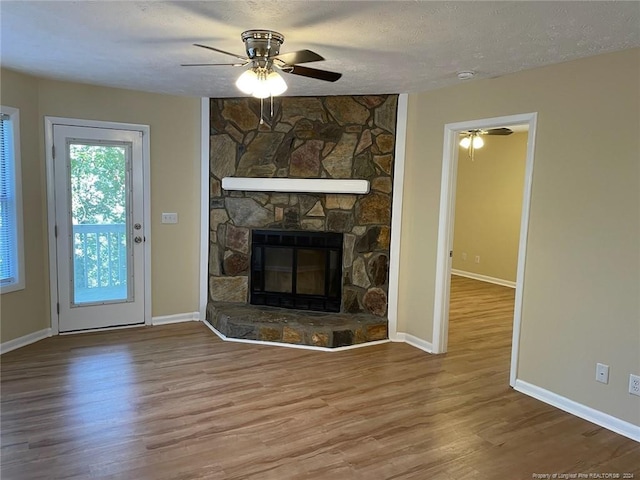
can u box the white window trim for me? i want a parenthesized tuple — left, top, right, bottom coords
(0, 105, 25, 293)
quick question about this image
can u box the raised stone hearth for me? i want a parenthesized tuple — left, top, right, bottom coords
(207, 303, 388, 348)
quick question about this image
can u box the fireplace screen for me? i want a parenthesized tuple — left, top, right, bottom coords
(251, 230, 342, 312)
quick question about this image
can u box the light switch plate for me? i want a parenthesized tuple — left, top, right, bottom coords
(161, 212, 178, 224)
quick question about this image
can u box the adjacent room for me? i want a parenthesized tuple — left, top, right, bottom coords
(1, 2, 638, 478)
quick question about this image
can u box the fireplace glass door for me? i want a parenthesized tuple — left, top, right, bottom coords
(264, 247, 293, 293)
(251, 230, 342, 312)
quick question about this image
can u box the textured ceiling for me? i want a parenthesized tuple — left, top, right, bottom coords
(1, 1, 638, 98)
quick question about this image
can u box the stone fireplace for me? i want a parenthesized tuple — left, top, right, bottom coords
(206, 94, 398, 347)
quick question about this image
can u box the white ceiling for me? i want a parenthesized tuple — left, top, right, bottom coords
(1, 1, 638, 98)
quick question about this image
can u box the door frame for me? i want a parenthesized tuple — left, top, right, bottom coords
(45, 117, 151, 335)
(432, 112, 538, 387)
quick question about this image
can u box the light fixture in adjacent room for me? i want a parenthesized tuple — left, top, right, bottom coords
(459, 127, 513, 160)
(459, 131, 485, 161)
(459, 134, 484, 150)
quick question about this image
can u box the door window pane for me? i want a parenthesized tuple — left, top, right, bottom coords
(70, 143, 130, 305)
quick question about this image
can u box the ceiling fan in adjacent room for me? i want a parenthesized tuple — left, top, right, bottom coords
(459, 128, 513, 160)
(182, 29, 342, 102)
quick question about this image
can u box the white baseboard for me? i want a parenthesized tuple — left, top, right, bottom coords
(451, 269, 516, 288)
(1, 328, 52, 355)
(152, 311, 200, 326)
(2, 312, 203, 354)
(514, 379, 640, 443)
(201, 320, 390, 352)
(393, 332, 434, 353)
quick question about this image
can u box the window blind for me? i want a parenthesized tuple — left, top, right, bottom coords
(0, 113, 18, 285)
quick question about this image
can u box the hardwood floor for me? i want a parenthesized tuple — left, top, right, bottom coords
(2, 277, 638, 479)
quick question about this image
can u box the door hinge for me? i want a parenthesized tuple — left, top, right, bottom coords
(56, 303, 60, 315)
(52, 144, 55, 159)
(449, 250, 453, 258)
(54, 225, 58, 238)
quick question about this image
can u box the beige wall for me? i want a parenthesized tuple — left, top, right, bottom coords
(398, 49, 640, 425)
(0, 70, 49, 341)
(452, 132, 527, 282)
(0, 69, 201, 343)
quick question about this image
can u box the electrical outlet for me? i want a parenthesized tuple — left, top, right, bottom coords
(629, 374, 640, 396)
(161, 212, 178, 224)
(474, 255, 480, 264)
(596, 363, 609, 384)
(461, 252, 467, 261)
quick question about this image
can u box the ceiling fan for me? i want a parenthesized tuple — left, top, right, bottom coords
(459, 128, 513, 160)
(182, 29, 342, 97)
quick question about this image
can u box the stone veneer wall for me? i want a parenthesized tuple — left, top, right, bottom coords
(208, 95, 398, 317)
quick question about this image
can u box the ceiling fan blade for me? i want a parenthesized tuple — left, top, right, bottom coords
(181, 62, 247, 67)
(285, 65, 342, 82)
(274, 49, 325, 65)
(484, 128, 513, 135)
(193, 43, 248, 61)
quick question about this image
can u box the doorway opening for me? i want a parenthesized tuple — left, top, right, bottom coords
(432, 113, 538, 387)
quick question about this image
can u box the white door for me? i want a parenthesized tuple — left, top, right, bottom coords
(53, 125, 145, 332)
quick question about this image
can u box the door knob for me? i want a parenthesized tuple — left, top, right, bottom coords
(134, 236, 142, 243)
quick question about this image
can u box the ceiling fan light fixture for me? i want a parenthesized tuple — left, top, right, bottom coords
(472, 135, 484, 149)
(251, 76, 271, 98)
(235, 68, 258, 94)
(459, 133, 485, 150)
(265, 70, 287, 96)
(236, 67, 288, 98)
(186, 29, 341, 102)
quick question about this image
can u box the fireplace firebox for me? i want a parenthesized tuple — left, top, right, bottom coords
(250, 230, 342, 312)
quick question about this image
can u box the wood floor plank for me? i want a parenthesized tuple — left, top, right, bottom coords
(2, 276, 638, 479)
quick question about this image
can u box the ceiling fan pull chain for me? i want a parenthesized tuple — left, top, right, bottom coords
(260, 97, 264, 125)
(270, 95, 274, 118)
